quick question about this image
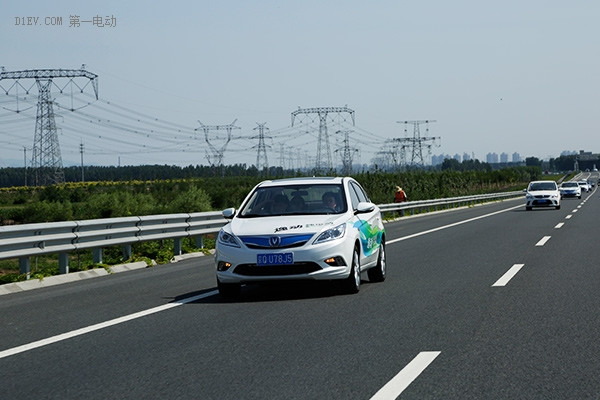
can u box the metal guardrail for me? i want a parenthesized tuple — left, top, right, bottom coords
(378, 191, 524, 215)
(0, 191, 524, 279)
(0, 211, 227, 278)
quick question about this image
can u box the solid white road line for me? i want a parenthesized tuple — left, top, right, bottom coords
(370, 351, 441, 400)
(535, 236, 551, 246)
(492, 264, 524, 287)
(387, 204, 522, 245)
(0, 290, 219, 360)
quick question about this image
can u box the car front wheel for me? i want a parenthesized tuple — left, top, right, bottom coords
(367, 241, 386, 283)
(342, 247, 361, 294)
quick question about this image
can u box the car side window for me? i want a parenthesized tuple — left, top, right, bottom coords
(349, 181, 368, 209)
(348, 184, 361, 209)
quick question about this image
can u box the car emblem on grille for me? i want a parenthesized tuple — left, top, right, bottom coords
(269, 236, 281, 247)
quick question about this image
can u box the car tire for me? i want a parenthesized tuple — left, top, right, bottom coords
(556, 205, 560, 210)
(342, 247, 361, 294)
(526, 206, 532, 211)
(367, 240, 386, 283)
(217, 279, 241, 298)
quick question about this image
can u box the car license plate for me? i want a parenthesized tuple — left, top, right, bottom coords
(257, 253, 293, 266)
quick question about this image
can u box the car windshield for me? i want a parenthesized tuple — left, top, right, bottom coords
(528, 182, 557, 191)
(561, 182, 578, 188)
(239, 183, 347, 217)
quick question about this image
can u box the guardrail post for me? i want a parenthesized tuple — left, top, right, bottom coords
(59, 252, 69, 274)
(195, 235, 204, 249)
(122, 244, 132, 261)
(93, 248, 103, 264)
(19, 257, 31, 280)
(174, 238, 182, 256)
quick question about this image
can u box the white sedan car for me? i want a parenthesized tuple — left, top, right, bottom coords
(215, 177, 386, 297)
(525, 180, 561, 211)
(577, 180, 591, 192)
(559, 181, 582, 199)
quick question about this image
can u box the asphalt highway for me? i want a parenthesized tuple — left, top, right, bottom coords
(1, 182, 599, 399)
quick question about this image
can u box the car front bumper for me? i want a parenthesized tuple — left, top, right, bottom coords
(526, 198, 560, 207)
(215, 237, 355, 284)
(560, 191, 580, 198)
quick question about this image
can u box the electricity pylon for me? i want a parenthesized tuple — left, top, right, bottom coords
(0, 67, 98, 185)
(291, 106, 355, 172)
(334, 130, 359, 175)
(195, 120, 240, 167)
(252, 122, 270, 173)
(396, 120, 440, 167)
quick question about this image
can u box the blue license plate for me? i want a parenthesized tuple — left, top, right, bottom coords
(257, 253, 293, 266)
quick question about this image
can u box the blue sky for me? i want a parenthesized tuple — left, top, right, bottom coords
(1, 0, 598, 168)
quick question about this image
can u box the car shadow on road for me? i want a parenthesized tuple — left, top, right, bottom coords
(171, 280, 359, 304)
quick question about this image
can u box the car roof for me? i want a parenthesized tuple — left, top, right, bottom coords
(256, 177, 349, 188)
(529, 180, 556, 184)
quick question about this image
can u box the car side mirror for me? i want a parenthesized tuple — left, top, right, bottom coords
(222, 208, 236, 219)
(355, 201, 375, 214)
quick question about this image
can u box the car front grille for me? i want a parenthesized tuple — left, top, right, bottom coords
(240, 234, 314, 249)
(234, 262, 322, 276)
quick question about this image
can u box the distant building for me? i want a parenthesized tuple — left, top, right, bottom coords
(486, 152, 499, 164)
(453, 153, 461, 162)
(463, 152, 471, 161)
(512, 152, 521, 162)
(500, 152, 509, 163)
(432, 153, 452, 166)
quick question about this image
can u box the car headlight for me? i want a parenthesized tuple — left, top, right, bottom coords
(314, 223, 346, 245)
(218, 230, 241, 248)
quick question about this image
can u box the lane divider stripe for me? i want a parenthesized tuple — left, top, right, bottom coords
(370, 351, 441, 399)
(492, 264, 525, 287)
(387, 205, 522, 245)
(0, 290, 219, 360)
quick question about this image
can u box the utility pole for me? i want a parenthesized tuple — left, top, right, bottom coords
(396, 120, 440, 168)
(291, 106, 355, 173)
(23, 147, 27, 186)
(80, 141, 85, 182)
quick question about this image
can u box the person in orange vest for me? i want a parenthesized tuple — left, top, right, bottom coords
(394, 186, 407, 216)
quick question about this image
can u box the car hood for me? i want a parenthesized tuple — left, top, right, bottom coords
(229, 214, 345, 236)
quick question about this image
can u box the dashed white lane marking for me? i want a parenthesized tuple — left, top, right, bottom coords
(370, 351, 441, 400)
(492, 264, 525, 287)
(536, 236, 552, 246)
(555, 222, 564, 229)
(572, 209, 578, 213)
(565, 215, 572, 219)
(0, 290, 219, 360)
